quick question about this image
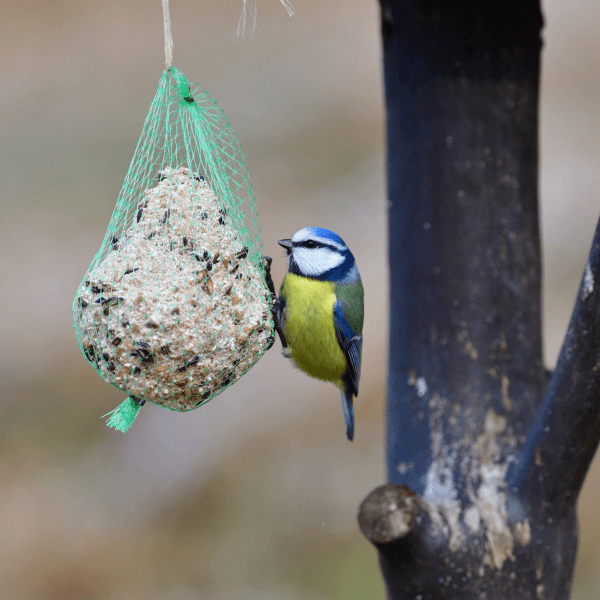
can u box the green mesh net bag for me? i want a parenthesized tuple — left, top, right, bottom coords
(73, 66, 275, 431)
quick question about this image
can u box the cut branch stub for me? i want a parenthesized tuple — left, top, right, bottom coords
(358, 484, 420, 544)
(358, 483, 577, 599)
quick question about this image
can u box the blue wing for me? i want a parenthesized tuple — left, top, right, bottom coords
(333, 300, 362, 396)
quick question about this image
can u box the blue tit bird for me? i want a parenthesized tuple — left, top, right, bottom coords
(276, 227, 364, 441)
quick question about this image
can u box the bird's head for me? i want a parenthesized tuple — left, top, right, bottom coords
(277, 227, 358, 282)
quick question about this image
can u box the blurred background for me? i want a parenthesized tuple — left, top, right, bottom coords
(0, 0, 599, 598)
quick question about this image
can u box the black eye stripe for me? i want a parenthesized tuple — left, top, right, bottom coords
(292, 240, 339, 250)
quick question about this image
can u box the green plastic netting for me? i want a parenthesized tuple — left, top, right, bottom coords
(73, 67, 275, 430)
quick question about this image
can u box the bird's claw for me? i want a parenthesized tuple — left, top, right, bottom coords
(261, 255, 288, 349)
(262, 256, 277, 297)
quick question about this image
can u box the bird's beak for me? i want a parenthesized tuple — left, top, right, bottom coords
(277, 239, 293, 251)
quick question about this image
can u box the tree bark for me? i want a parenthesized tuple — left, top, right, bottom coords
(357, 1, 599, 598)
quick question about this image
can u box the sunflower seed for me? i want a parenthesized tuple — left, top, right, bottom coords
(220, 372, 234, 387)
(235, 246, 249, 260)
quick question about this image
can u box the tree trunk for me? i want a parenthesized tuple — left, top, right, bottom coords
(357, 2, 600, 598)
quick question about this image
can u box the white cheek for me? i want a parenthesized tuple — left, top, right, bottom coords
(295, 248, 344, 276)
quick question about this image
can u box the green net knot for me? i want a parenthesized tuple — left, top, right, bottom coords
(170, 66, 192, 102)
(103, 397, 144, 432)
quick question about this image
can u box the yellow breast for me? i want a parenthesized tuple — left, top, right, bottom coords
(280, 273, 346, 383)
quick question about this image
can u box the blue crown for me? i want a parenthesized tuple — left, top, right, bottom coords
(306, 227, 347, 248)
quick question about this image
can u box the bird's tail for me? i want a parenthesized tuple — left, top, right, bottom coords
(340, 387, 354, 441)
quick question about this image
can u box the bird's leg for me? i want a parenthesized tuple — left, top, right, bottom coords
(263, 256, 277, 296)
(263, 256, 288, 349)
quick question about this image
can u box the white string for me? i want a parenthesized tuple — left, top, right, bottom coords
(162, 0, 173, 70)
(280, 0, 295, 18)
(236, 0, 257, 37)
(237, 0, 295, 37)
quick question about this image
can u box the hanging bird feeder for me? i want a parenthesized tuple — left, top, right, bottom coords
(72, 2, 274, 431)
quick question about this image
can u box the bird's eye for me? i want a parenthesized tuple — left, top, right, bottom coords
(305, 241, 317, 249)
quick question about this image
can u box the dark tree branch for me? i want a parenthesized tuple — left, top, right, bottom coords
(383, 0, 544, 497)
(508, 221, 600, 512)
(356, 1, 595, 598)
